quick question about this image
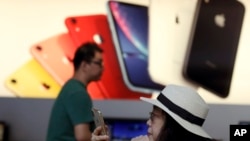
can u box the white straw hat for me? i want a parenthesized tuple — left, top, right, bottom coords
(140, 84, 211, 139)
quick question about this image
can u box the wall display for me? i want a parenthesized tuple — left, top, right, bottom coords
(4, 59, 61, 98)
(107, 0, 165, 94)
(0, 0, 250, 104)
(183, 0, 245, 98)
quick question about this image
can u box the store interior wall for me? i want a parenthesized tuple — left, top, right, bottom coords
(1, 0, 250, 104)
(0, 98, 250, 141)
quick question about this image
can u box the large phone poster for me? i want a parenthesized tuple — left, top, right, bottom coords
(0, 0, 250, 105)
(0, 0, 152, 100)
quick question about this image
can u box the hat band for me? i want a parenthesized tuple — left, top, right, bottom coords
(157, 93, 205, 126)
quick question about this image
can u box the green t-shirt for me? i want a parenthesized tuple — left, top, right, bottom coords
(46, 79, 94, 141)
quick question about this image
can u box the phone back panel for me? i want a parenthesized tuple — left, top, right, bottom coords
(92, 108, 107, 135)
(30, 33, 74, 86)
(148, 0, 199, 89)
(65, 15, 151, 99)
(183, 0, 245, 97)
(5, 59, 61, 98)
(64, 15, 106, 60)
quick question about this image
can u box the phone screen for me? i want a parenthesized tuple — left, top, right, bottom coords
(107, 1, 164, 93)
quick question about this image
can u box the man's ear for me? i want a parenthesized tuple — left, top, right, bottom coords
(79, 61, 88, 71)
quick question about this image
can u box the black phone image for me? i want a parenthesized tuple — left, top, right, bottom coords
(106, 0, 164, 93)
(183, 0, 245, 98)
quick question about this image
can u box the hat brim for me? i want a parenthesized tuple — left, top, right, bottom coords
(140, 97, 212, 139)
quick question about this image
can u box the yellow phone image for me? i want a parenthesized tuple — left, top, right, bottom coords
(5, 59, 61, 99)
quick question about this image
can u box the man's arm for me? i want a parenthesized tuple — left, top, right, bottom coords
(74, 123, 92, 141)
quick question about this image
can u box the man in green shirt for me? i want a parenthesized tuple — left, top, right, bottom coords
(46, 42, 108, 141)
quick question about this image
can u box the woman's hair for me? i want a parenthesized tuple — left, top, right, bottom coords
(156, 108, 212, 141)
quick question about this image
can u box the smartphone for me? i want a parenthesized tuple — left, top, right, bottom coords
(92, 108, 107, 135)
(107, 0, 165, 93)
(4, 59, 61, 98)
(30, 33, 74, 86)
(65, 14, 152, 99)
(183, 0, 245, 98)
(148, 0, 199, 89)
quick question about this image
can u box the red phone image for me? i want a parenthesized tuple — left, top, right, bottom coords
(64, 15, 106, 60)
(65, 15, 151, 99)
(30, 33, 104, 99)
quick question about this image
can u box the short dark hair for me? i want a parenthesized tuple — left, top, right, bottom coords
(73, 42, 103, 71)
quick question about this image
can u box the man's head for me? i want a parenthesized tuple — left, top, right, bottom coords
(73, 42, 104, 83)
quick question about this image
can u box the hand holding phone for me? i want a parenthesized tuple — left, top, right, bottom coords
(92, 108, 108, 135)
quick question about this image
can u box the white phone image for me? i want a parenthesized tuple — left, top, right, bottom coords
(148, 0, 198, 89)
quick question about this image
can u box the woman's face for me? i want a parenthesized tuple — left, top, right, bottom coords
(146, 106, 166, 141)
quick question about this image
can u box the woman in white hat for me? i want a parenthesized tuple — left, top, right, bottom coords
(132, 84, 214, 141)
